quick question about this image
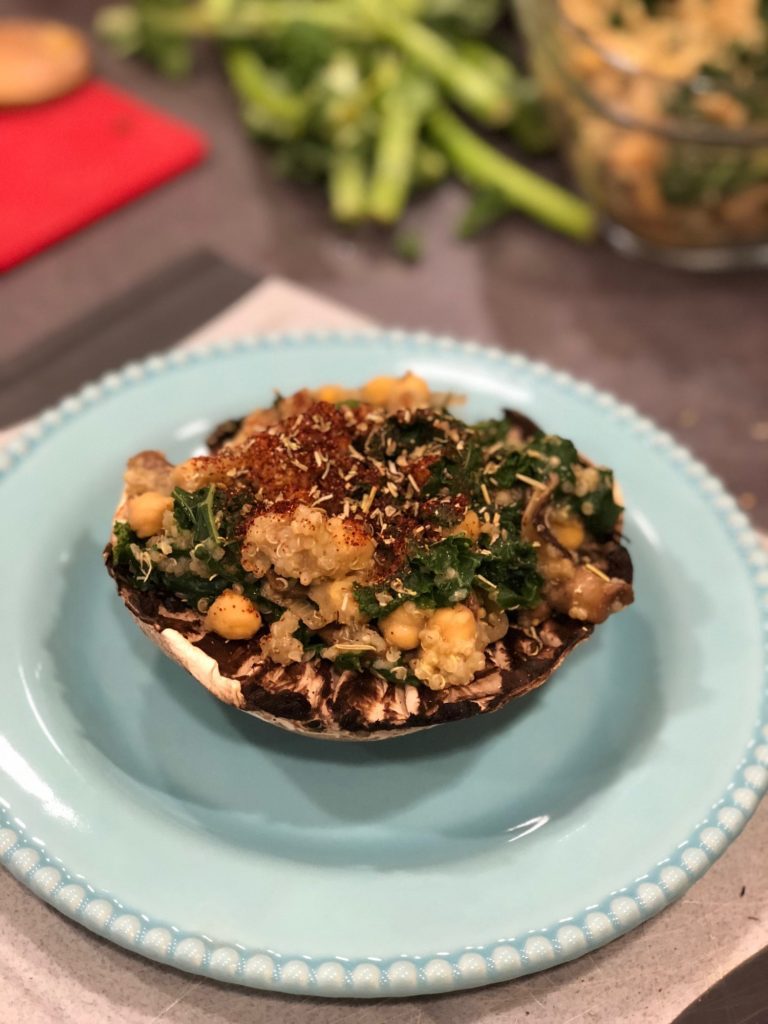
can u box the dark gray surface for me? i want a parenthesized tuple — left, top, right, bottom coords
(0, 250, 256, 424)
(5, 0, 768, 530)
(673, 946, 768, 1024)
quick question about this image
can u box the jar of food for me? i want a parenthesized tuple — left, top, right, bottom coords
(515, 0, 768, 269)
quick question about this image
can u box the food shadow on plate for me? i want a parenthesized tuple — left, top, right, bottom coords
(201, 610, 666, 851)
(621, 519, 711, 718)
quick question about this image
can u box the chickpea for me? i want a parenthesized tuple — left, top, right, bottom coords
(205, 590, 263, 640)
(316, 384, 348, 403)
(446, 509, 481, 542)
(362, 372, 430, 407)
(362, 375, 397, 405)
(392, 371, 429, 406)
(380, 601, 427, 650)
(126, 491, 173, 539)
(549, 514, 585, 552)
(495, 489, 515, 507)
(428, 604, 477, 644)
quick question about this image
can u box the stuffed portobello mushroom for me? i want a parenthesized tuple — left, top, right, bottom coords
(106, 372, 634, 740)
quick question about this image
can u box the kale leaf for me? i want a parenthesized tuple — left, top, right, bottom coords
(575, 468, 622, 538)
(486, 431, 619, 539)
(374, 665, 421, 687)
(293, 622, 325, 657)
(172, 485, 221, 544)
(473, 417, 511, 445)
(353, 585, 388, 619)
(476, 536, 541, 609)
(421, 437, 484, 498)
(365, 409, 445, 459)
(410, 535, 482, 605)
(112, 521, 138, 566)
(157, 572, 233, 602)
(333, 651, 367, 672)
(490, 433, 578, 490)
(355, 528, 544, 621)
(355, 536, 482, 619)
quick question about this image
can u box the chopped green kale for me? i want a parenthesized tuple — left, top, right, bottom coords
(112, 520, 138, 566)
(476, 536, 541, 609)
(579, 468, 623, 537)
(374, 664, 421, 687)
(333, 651, 368, 672)
(422, 440, 484, 499)
(293, 622, 326, 656)
(355, 536, 481, 620)
(172, 485, 221, 545)
(355, 531, 542, 619)
(488, 434, 578, 490)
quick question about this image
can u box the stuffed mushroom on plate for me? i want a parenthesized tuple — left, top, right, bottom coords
(106, 372, 633, 740)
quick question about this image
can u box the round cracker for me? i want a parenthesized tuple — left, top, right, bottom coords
(0, 19, 91, 107)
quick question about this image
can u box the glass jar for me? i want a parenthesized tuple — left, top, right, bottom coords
(515, 0, 768, 269)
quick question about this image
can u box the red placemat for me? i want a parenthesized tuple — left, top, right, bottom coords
(0, 79, 207, 272)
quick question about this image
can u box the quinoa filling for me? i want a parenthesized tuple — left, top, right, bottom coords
(110, 373, 632, 692)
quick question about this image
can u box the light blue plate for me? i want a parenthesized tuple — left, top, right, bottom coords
(1, 330, 767, 998)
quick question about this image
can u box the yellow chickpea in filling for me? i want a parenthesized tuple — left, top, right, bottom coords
(362, 375, 397, 405)
(548, 509, 585, 551)
(446, 509, 481, 542)
(428, 605, 478, 644)
(380, 601, 427, 650)
(316, 384, 348, 403)
(205, 590, 263, 640)
(126, 491, 173, 539)
(393, 371, 430, 405)
(362, 372, 429, 407)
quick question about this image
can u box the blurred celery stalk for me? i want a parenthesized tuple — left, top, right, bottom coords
(94, 0, 596, 243)
(368, 68, 435, 223)
(428, 106, 595, 240)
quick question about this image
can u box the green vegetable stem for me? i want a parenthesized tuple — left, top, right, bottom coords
(368, 69, 435, 223)
(354, 0, 515, 126)
(329, 147, 368, 223)
(428, 105, 596, 240)
(94, 0, 596, 243)
(224, 45, 308, 139)
(414, 143, 449, 186)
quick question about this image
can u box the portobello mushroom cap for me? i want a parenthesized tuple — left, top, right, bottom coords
(106, 408, 633, 741)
